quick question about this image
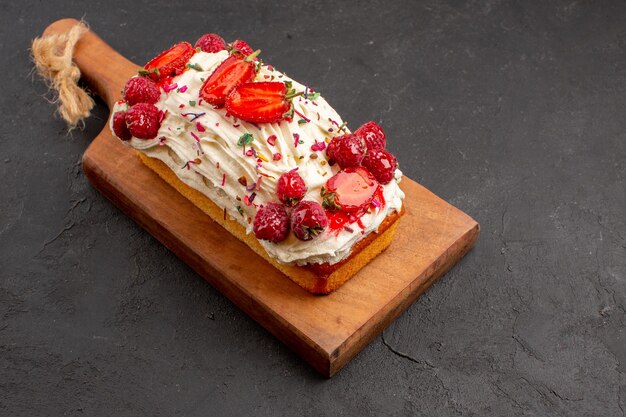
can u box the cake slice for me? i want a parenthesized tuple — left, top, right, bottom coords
(109, 35, 405, 294)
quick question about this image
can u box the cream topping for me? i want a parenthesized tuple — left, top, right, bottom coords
(111, 50, 404, 265)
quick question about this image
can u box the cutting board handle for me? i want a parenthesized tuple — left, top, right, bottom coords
(42, 18, 140, 110)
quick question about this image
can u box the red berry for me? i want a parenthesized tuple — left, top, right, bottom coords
(112, 111, 131, 141)
(226, 82, 291, 123)
(355, 121, 386, 150)
(325, 138, 338, 163)
(123, 77, 161, 106)
(276, 169, 307, 206)
(253, 203, 290, 243)
(199, 55, 256, 107)
(290, 201, 328, 241)
(362, 149, 398, 184)
(144, 42, 195, 81)
(231, 39, 255, 56)
(322, 166, 380, 214)
(125, 103, 161, 139)
(195, 33, 226, 53)
(327, 134, 366, 168)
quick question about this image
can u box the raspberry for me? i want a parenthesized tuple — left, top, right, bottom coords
(362, 149, 398, 184)
(326, 138, 338, 162)
(355, 121, 386, 150)
(112, 111, 131, 141)
(253, 203, 290, 243)
(125, 103, 161, 139)
(231, 39, 255, 56)
(276, 169, 307, 206)
(123, 77, 161, 106)
(290, 201, 328, 241)
(195, 33, 226, 53)
(326, 134, 366, 168)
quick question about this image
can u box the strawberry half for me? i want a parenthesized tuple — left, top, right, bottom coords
(321, 166, 380, 214)
(199, 54, 257, 107)
(226, 82, 296, 123)
(143, 42, 195, 81)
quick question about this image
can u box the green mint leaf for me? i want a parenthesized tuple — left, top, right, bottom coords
(186, 62, 203, 71)
(237, 133, 255, 147)
(138, 68, 160, 77)
(305, 92, 320, 100)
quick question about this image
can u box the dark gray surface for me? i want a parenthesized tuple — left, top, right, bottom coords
(1, 0, 625, 415)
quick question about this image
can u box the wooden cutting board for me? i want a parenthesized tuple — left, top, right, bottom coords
(43, 19, 479, 377)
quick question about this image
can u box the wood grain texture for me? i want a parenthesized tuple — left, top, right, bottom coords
(44, 18, 479, 377)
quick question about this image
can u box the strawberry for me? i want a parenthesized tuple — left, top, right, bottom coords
(143, 42, 195, 81)
(290, 201, 328, 241)
(195, 33, 226, 53)
(230, 39, 255, 57)
(276, 169, 307, 206)
(112, 111, 131, 141)
(253, 202, 290, 242)
(123, 77, 161, 106)
(362, 149, 397, 184)
(355, 121, 386, 150)
(199, 55, 257, 107)
(226, 82, 297, 123)
(125, 103, 161, 139)
(321, 166, 380, 214)
(326, 134, 366, 168)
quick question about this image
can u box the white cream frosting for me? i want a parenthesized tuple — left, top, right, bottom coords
(111, 50, 404, 266)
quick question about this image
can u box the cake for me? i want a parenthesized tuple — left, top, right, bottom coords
(109, 34, 405, 294)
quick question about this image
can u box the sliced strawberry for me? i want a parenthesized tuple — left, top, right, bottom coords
(143, 42, 195, 81)
(226, 82, 292, 123)
(199, 55, 256, 107)
(321, 166, 380, 214)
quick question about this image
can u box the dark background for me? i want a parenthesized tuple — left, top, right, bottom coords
(1, 0, 625, 415)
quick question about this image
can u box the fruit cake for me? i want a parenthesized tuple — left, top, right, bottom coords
(109, 34, 405, 294)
